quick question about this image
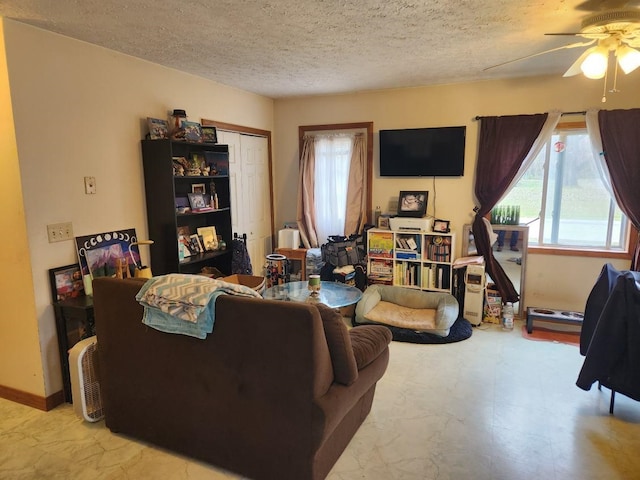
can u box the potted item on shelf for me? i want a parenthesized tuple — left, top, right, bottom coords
(187, 153, 203, 176)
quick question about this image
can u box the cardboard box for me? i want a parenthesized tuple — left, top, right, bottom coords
(222, 274, 265, 293)
(483, 287, 502, 324)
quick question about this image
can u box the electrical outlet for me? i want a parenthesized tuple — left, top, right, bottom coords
(84, 176, 96, 194)
(47, 222, 74, 243)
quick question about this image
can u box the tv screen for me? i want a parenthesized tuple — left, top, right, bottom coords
(379, 126, 466, 177)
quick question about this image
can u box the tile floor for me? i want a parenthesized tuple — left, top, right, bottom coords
(2, 320, 640, 479)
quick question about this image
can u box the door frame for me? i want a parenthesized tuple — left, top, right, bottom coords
(201, 119, 275, 251)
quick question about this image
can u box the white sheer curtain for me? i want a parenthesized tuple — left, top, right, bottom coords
(314, 134, 354, 244)
(503, 110, 562, 196)
(585, 109, 615, 197)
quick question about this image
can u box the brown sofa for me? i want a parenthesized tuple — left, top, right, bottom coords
(92, 277, 391, 480)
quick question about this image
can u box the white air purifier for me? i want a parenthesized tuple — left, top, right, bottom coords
(69, 336, 104, 422)
(278, 228, 300, 249)
(464, 264, 486, 326)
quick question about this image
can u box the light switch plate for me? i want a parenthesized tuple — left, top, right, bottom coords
(84, 176, 96, 194)
(47, 222, 74, 243)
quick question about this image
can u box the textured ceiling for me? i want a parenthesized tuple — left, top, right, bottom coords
(0, 0, 632, 98)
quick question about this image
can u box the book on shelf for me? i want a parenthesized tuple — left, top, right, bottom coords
(394, 262, 420, 287)
(395, 251, 419, 260)
(422, 264, 451, 290)
(368, 231, 394, 258)
(369, 259, 393, 277)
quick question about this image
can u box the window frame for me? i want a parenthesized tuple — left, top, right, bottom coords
(521, 121, 635, 259)
(298, 122, 373, 223)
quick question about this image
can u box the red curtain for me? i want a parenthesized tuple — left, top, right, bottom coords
(473, 114, 548, 303)
(599, 109, 640, 270)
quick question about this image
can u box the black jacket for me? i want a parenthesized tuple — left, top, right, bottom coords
(576, 264, 640, 402)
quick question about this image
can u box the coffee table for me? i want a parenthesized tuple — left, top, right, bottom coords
(262, 281, 362, 308)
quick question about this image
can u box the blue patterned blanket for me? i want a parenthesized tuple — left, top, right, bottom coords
(136, 274, 262, 339)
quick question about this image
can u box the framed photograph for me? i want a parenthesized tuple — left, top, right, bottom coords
(433, 219, 450, 233)
(75, 229, 140, 279)
(197, 226, 218, 251)
(187, 192, 207, 210)
(377, 216, 390, 229)
(191, 183, 206, 194)
(397, 191, 428, 218)
(201, 126, 218, 144)
(181, 120, 203, 143)
(205, 151, 229, 175)
(49, 264, 85, 302)
(189, 233, 204, 254)
(147, 117, 169, 139)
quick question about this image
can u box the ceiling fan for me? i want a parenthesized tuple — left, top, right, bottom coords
(485, 0, 640, 101)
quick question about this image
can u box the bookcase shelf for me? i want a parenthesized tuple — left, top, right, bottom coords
(141, 139, 232, 276)
(367, 228, 456, 293)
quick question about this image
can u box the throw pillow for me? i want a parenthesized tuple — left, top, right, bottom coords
(315, 304, 358, 386)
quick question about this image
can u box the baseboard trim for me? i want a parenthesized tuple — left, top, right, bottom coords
(0, 384, 65, 411)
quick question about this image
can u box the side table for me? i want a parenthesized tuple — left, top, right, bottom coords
(53, 296, 95, 403)
(275, 247, 308, 281)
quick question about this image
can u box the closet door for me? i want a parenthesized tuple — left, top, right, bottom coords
(217, 130, 271, 273)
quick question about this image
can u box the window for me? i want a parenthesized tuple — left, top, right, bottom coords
(498, 123, 628, 252)
(313, 134, 353, 243)
(297, 122, 373, 248)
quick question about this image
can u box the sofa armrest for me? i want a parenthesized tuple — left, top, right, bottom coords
(349, 326, 392, 370)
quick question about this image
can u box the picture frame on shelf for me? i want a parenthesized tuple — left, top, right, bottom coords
(191, 183, 206, 194)
(49, 264, 85, 302)
(433, 219, 450, 233)
(147, 117, 169, 139)
(201, 126, 218, 144)
(189, 233, 204, 254)
(181, 120, 203, 143)
(187, 192, 207, 210)
(204, 151, 229, 175)
(197, 226, 218, 251)
(397, 191, 428, 218)
(377, 215, 390, 229)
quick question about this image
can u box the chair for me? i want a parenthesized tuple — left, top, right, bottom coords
(577, 263, 640, 413)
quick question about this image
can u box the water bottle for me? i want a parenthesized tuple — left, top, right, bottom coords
(502, 302, 514, 330)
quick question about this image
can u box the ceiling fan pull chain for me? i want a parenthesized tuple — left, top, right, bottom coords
(601, 63, 609, 103)
(611, 59, 620, 94)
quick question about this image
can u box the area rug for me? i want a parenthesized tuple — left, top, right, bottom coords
(372, 317, 473, 344)
(521, 325, 580, 346)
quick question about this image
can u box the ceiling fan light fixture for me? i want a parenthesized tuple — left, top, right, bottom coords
(580, 47, 609, 79)
(617, 45, 640, 74)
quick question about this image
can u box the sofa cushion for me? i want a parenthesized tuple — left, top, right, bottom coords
(350, 326, 393, 370)
(315, 304, 358, 385)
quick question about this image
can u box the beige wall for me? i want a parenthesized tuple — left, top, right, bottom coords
(273, 74, 640, 313)
(1, 19, 274, 398)
(0, 20, 43, 396)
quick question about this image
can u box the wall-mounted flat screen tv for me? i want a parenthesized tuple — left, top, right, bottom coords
(379, 126, 466, 177)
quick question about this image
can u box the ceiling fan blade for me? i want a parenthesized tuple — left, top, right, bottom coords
(545, 33, 611, 38)
(483, 40, 597, 72)
(562, 48, 597, 76)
